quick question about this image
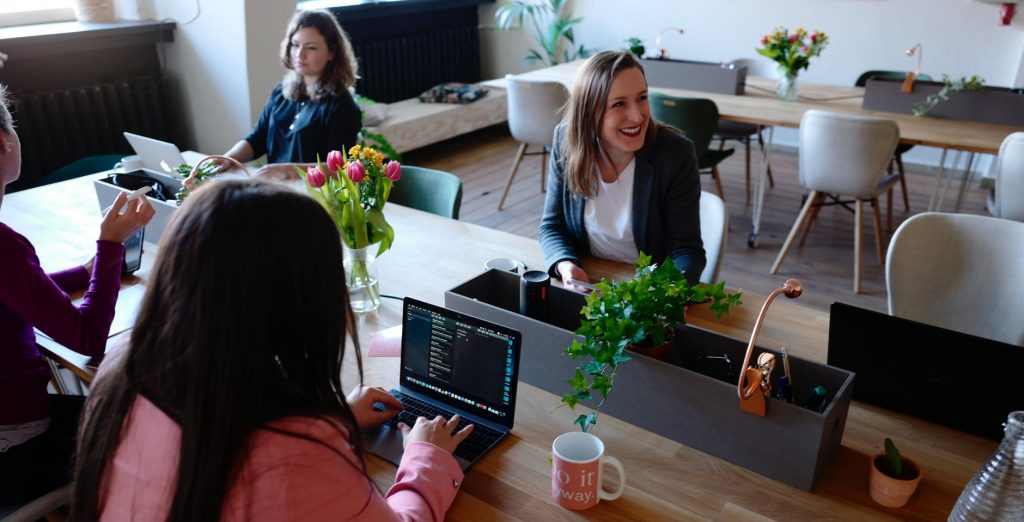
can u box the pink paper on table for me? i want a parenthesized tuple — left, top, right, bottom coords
(368, 325, 402, 357)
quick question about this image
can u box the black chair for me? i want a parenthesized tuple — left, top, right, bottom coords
(649, 92, 732, 201)
(713, 120, 774, 206)
(387, 166, 463, 220)
(36, 154, 122, 188)
(855, 70, 934, 212)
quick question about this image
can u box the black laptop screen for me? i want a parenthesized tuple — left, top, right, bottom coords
(827, 302, 1023, 441)
(401, 298, 521, 427)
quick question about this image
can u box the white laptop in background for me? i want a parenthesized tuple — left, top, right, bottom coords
(123, 132, 187, 175)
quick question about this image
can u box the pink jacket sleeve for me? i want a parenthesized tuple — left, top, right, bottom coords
(230, 419, 464, 522)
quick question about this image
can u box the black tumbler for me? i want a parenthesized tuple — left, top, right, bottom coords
(519, 270, 550, 319)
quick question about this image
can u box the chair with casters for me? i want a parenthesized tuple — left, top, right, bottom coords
(0, 484, 72, 522)
(713, 120, 774, 207)
(499, 75, 569, 210)
(649, 92, 732, 202)
(36, 154, 122, 188)
(886, 212, 1024, 346)
(387, 165, 463, 220)
(987, 132, 1024, 222)
(698, 191, 728, 284)
(855, 70, 933, 213)
(770, 110, 900, 293)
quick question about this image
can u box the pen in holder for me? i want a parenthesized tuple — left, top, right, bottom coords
(737, 279, 803, 417)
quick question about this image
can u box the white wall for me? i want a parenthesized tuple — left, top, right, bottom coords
(480, 0, 1024, 169)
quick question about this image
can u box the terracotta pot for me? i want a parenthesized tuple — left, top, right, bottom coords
(869, 454, 922, 508)
(627, 338, 672, 360)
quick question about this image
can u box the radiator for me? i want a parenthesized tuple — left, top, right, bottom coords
(12, 76, 181, 190)
(352, 24, 481, 103)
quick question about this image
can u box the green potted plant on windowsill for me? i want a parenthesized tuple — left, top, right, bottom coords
(562, 252, 742, 432)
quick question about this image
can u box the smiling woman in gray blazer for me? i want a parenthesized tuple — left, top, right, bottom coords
(539, 51, 705, 287)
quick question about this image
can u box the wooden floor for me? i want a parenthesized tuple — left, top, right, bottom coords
(405, 125, 991, 315)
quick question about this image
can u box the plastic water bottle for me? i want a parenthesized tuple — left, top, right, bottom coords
(948, 411, 1024, 521)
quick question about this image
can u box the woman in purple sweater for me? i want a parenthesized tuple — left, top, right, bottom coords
(0, 84, 154, 504)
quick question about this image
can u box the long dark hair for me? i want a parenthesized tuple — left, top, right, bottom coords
(280, 9, 359, 102)
(71, 179, 365, 521)
(561, 50, 658, 197)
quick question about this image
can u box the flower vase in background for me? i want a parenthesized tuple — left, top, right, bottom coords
(344, 243, 381, 313)
(777, 67, 799, 102)
(756, 27, 828, 101)
(300, 145, 402, 313)
(948, 411, 1024, 521)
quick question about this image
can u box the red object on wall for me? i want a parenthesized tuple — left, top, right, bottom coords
(1000, 3, 1016, 25)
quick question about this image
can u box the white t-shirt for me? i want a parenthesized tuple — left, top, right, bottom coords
(584, 159, 639, 264)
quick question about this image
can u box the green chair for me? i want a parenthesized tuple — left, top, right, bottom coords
(387, 165, 463, 220)
(649, 92, 732, 202)
(855, 70, 934, 212)
(36, 154, 122, 187)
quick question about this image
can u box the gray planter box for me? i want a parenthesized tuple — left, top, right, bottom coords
(94, 169, 183, 243)
(444, 269, 855, 491)
(863, 77, 1024, 126)
(641, 58, 747, 95)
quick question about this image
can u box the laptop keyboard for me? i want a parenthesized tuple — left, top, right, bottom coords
(385, 390, 504, 462)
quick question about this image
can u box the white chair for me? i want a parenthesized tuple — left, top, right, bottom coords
(886, 212, 1024, 346)
(699, 191, 728, 284)
(498, 75, 569, 210)
(987, 132, 1024, 222)
(770, 110, 899, 293)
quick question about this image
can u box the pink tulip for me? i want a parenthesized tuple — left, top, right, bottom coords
(306, 166, 326, 189)
(810, 33, 818, 43)
(788, 34, 799, 43)
(385, 160, 402, 181)
(326, 150, 344, 173)
(760, 35, 769, 46)
(346, 160, 365, 182)
(800, 46, 809, 54)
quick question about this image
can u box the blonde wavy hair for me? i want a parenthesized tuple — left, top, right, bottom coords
(560, 51, 657, 198)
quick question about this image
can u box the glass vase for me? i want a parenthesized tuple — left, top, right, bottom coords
(777, 67, 799, 102)
(344, 243, 381, 313)
(948, 411, 1024, 521)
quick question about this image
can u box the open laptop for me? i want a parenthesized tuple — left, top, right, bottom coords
(363, 298, 522, 470)
(827, 302, 1024, 441)
(123, 132, 187, 175)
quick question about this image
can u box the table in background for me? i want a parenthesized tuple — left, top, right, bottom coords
(3, 174, 997, 520)
(485, 62, 1023, 247)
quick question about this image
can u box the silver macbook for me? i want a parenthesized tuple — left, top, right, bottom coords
(123, 132, 186, 174)
(363, 298, 522, 470)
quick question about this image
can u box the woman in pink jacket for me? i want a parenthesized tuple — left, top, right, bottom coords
(71, 179, 472, 521)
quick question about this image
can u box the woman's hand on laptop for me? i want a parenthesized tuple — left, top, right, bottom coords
(399, 415, 474, 454)
(346, 385, 403, 428)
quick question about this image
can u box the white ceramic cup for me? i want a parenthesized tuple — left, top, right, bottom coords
(119, 155, 144, 171)
(551, 431, 626, 510)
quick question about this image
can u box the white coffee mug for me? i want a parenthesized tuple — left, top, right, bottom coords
(119, 155, 144, 172)
(551, 431, 626, 510)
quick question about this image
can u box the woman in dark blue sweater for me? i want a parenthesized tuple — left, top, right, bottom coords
(217, 9, 362, 179)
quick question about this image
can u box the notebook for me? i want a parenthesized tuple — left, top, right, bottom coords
(123, 132, 186, 175)
(827, 302, 1024, 441)
(363, 298, 522, 470)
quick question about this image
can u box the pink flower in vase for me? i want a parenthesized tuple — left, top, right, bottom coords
(800, 46, 810, 54)
(346, 160, 365, 182)
(788, 34, 799, 43)
(326, 150, 344, 173)
(306, 166, 326, 189)
(760, 34, 769, 46)
(385, 160, 402, 181)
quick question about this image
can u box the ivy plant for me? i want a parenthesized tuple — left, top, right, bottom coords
(562, 252, 743, 432)
(912, 74, 985, 117)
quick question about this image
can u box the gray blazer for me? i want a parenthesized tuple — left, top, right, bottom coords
(539, 123, 706, 284)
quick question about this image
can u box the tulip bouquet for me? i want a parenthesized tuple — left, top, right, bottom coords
(756, 27, 828, 78)
(300, 144, 401, 256)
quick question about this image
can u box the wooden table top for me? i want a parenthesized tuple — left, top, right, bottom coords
(484, 61, 1022, 155)
(4, 174, 997, 521)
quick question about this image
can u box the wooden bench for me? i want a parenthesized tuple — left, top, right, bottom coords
(365, 87, 508, 154)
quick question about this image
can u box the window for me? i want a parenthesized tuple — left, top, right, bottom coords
(0, 1, 75, 28)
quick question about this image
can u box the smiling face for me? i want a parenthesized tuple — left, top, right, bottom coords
(599, 67, 650, 166)
(290, 26, 334, 81)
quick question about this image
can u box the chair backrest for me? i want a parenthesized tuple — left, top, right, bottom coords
(886, 212, 1024, 346)
(0, 484, 72, 521)
(649, 92, 719, 162)
(854, 70, 933, 87)
(698, 191, 728, 284)
(993, 132, 1024, 222)
(798, 110, 899, 198)
(387, 165, 463, 220)
(37, 154, 122, 187)
(505, 75, 569, 147)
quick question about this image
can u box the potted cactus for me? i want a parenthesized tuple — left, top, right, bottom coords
(869, 438, 923, 508)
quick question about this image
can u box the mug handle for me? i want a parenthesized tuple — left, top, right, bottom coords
(598, 455, 626, 501)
